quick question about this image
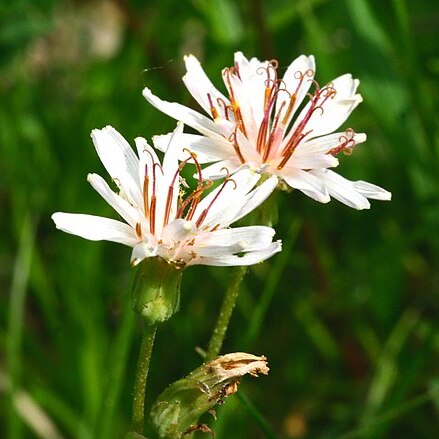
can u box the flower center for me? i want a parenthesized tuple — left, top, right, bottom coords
(139, 149, 236, 238)
(207, 59, 361, 171)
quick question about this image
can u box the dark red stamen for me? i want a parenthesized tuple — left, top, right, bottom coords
(195, 176, 236, 228)
(277, 82, 337, 170)
(207, 93, 219, 119)
(224, 69, 247, 138)
(217, 98, 231, 120)
(143, 171, 149, 218)
(229, 128, 246, 164)
(149, 163, 162, 234)
(135, 222, 142, 239)
(328, 128, 356, 155)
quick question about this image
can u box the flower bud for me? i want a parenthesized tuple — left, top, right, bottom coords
(132, 257, 182, 325)
(150, 353, 269, 438)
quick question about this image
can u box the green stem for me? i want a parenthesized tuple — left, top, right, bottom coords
(205, 266, 247, 361)
(132, 324, 157, 435)
(205, 191, 279, 361)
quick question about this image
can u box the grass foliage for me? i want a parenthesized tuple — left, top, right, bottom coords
(1, 0, 439, 437)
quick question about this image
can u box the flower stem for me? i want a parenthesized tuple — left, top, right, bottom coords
(132, 323, 157, 435)
(205, 266, 247, 361)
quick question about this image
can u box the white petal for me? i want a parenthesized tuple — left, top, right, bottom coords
(134, 136, 160, 214)
(153, 133, 233, 163)
(223, 53, 271, 143)
(193, 167, 261, 221)
(235, 129, 262, 162)
(233, 52, 268, 88)
(305, 97, 363, 139)
(182, 54, 230, 116)
(331, 74, 360, 99)
(199, 159, 242, 180)
(161, 219, 197, 244)
(131, 241, 158, 266)
(281, 169, 330, 203)
(222, 70, 261, 144)
(287, 153, 339, 169)
(52, 213, 138, 245)
(295, 132, 367, 155)
(309, 169, 371, 209)
(154, 123, 184, 233)
(290, 74, 362, 140)
(143, 87, 222, 139)
(213, 117, 238, 138)
(162, 122, 183, 180)
(190, 226, 276, 257)
(276, 54, 315, 126)
(188, 241, 282, 266)
(135, 136, 160, 166)
(151, 133, 172, 154)
(233, 52, 255, 79)
(352, 180, 392, 200)
(202, 175, 278, 227)
(87, 173, 141, 227)
(91, 126, 143, 208)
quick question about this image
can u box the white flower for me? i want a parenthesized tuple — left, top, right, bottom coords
(143, 52, 391, 210)
(52, 124, 281, 267)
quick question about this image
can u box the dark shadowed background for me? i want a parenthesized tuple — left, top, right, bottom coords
(1, 0, 439, 438)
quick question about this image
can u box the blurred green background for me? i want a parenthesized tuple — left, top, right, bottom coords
(1, 0, 439, 438)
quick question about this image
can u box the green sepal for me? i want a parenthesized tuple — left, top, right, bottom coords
(132, 257, 182, 325)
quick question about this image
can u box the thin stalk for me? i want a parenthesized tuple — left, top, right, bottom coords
(132, 324, 157, 435)
(205, 266, 247, 361)
(205, 192, 279, 361)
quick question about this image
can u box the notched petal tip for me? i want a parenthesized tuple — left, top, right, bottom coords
(233, 50, 246, 60)
(322, 196, 331, 204)
(352, 180, 392, 201)
(130, 258, 141, 267)
(356, 200, 371, 210)
(86, 173, 98, 183)
(51, 212, 62, 227)
(354, 94, 363, 104)
(134, 136, 148, 144)
(131, 242, 158, 267)
(142, 86, 155, 101)
(184, 53, 198, 61)
(183, 53, 201, 69)
(175, 120, 185, 131)
(91, 125, 116, 138)
(355, 132, 367, 144)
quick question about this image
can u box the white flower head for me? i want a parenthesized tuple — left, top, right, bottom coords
(143, 52, 391, 210)
(52, 123, 281, 267)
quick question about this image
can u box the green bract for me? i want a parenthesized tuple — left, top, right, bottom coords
(132, 257, 182, 325)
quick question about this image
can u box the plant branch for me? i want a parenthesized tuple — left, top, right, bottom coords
(205, 266, 247, 361)
(132, 324, 157, 435)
